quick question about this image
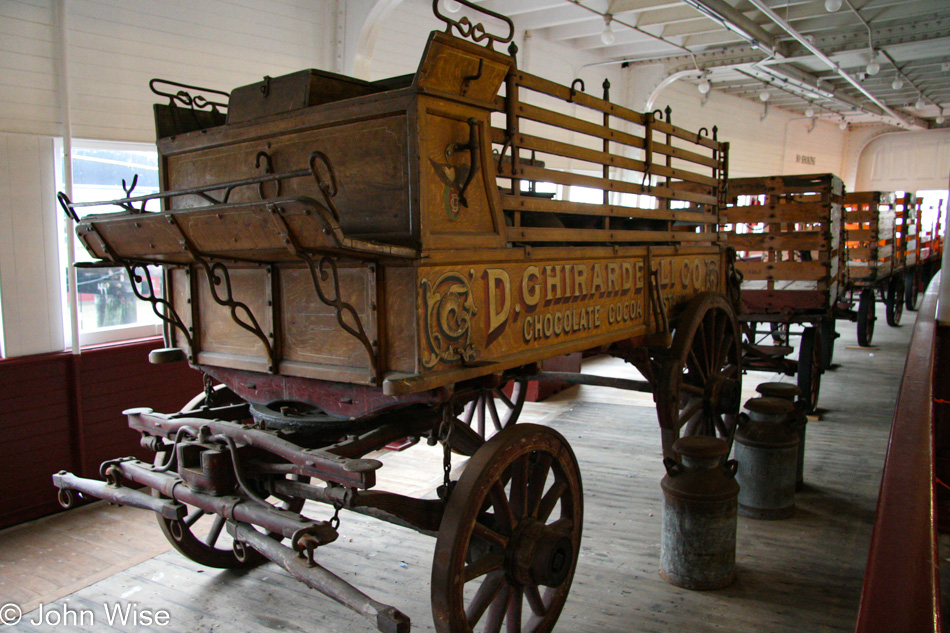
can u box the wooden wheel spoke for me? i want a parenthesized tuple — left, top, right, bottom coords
(461, 402, 475, 425)
(472, 521, 510, 549)
(713, 311, 727, 368)
(489, 481, 517, 531)
(536, 479, 567, 523)
(488, 397, 504, 432)
(526, 454, 553, 518)
(485, 584, 510, 633)
(478, 399, 487, 438)
(204, 514, 226, 547)
(714, 414, 732, 438)
(509, 454, 530, 518)
(687, 347, 708, 382)
(507, 586, 523, 633)
(466, 571, 506, 626)
(525, 584, 547, 617)
(493, 388, 515, 410)
(677, 399, 704, 428)
(682, 382, 704, 396)
(464, 550, 506, 582)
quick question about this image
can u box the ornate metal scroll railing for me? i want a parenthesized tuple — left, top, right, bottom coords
(58, 152, 412, 381)
(431, 0, 514, 50)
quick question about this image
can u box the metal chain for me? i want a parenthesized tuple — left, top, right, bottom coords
(438, 399, 462, 499)
(329, 501, 342, 530)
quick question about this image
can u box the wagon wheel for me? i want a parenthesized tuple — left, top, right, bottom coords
(856, 288, 875, 346)
(796, 326, 822, 413)
(153, 388, 306, 568)
(460, 378, 528, 440)
(820, 319, 837, 370)
(885, 276, 904, 327)
(904, 271, 919, 311)
(656, 292, 742, 461)
(432, 424, 583, 633)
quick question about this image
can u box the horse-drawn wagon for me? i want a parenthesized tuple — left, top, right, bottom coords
(52, 3, 740, 631)
(719, 173, 845, 412)
(841, 191, 915, 346)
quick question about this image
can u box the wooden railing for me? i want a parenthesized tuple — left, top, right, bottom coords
(492, 69, 727, 246)
(854, 271, 942, 633)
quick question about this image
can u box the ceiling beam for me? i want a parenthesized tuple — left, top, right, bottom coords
(682, 0, 778, 52)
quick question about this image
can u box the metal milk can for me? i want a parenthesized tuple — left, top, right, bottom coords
(735, 396, 798, 519)
(756, 381, 808, 490)
(660, 435, 739, 590)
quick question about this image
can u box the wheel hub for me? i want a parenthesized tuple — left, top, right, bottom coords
(704, 374, 741, 415)
(507, 518, 573, 588)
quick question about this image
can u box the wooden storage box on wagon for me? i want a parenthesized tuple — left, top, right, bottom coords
(720, 173, 845, 411)
(842, 191, 914, 346)
(53, 5, 740, 632)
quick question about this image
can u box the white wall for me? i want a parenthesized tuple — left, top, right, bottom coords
(855, 128, 950, 192)
(1, 0, 61, 137)
(2, 0, 333, 143)
(0, 134, 64, 357)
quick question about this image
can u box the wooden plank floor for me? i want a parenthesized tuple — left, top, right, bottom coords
(1, 301, 920, 632)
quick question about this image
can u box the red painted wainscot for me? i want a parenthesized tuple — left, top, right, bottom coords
(0, 338, 203, 529)
(855, 271, 943, 633)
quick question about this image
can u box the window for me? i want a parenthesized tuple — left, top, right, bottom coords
(58, 140, 164, 347)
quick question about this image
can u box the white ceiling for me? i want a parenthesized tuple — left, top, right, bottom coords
(465, 0, 950, 130)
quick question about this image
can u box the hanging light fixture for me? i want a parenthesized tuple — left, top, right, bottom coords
(601, 15, 615, 45)
(759, 89, 770, 102)
(866, 51, 880, 76)
(916, 95, 927, 109)
(444, 0, 462, 13)
(937, 113, 946, 124)
(805, 105, 816, 118)
(839, 118, 848, 130)
(824, 0, 842, 12)
(891, 77, 904, 90)
(698, 74, 711, 95)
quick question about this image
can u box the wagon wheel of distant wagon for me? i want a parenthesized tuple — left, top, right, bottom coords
(152, 390, 307, 569)
(820, 319, 837, 370)
(904, 271, 919, 311)
(796, 326, 822, 413)
(432, 424, 583, 633)
(856, 288, 876, 347)
(656, 292, 742, 461)
(885, 276, 904, 327)
(460, 378, 528, 440)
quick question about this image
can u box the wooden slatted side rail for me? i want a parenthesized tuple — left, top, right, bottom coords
(844, 191, 897, 283)
(491, 68, 727, 245)
(901, 193, 922, 268)
(720, 173, 845, 314)
(854, 271, 941, 633)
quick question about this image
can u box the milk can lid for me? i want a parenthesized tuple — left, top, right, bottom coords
(744, 396, 795, 415)
(672, 435, 729, 458)
(755, 382, 801, 399)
